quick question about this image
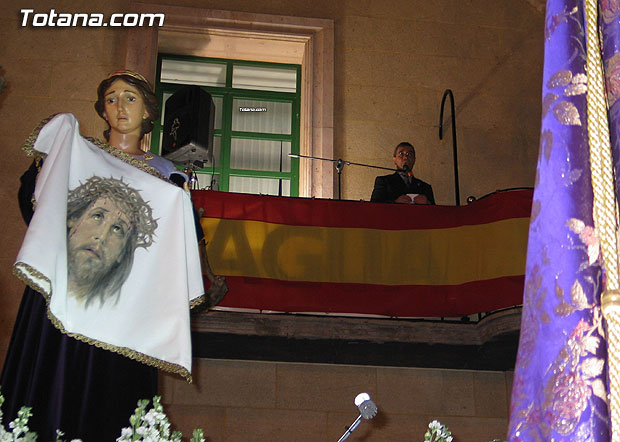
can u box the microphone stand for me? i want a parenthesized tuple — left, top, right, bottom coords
(439, 89, 460, 206)
(289, 153, 394, 200)
(336, 414, 363, 442)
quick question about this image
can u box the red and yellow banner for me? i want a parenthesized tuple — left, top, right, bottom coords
(192, 189, 532, 317)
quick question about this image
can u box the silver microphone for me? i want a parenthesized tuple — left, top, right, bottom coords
(355, 393, 378, 419)
(337, 393, 378, 442)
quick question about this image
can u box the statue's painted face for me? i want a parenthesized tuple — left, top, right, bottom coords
(102, 79, 149, 138)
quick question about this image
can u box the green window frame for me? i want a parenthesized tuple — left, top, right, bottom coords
(152, 54, 301, 197)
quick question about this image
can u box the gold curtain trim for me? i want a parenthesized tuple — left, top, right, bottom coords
(584, 1, 619, 284)
(584, 0, 620, 439)
(602, 289, 620, 313)
(13, 261, 193, 383)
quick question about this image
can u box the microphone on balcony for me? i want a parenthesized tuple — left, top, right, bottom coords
(337, 393, 378, 442)
(355, 392, 378, 419)
(402, 164, 413, 178)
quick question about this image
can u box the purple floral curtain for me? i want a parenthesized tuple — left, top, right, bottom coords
(603, 1, 620, 185)
(508, 1, 615, 441)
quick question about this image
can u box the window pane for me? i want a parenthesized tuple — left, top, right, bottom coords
(161, 92, 172, 125)
(229, 176, 290, 196)
(232, 65, 297, 92)
(161, 59, 226, 87)
(213, 96, 223, 130)
(196, 173, 219, 191)
(230, 139, 290, 172)
(212, 136, 221, 167)
(232, 99, 292, 134)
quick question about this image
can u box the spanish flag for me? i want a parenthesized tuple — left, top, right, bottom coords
(192, 189, 531, 317)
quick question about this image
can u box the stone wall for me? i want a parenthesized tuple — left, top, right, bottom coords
(160, 359, 513, 442)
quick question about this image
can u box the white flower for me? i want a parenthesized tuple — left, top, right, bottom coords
(1, 391, 207, 442)
(429, 420, 441, 430)
(154, 412, 166, 423)
(116, 427, 134, 441)
(424, 420, 452, 442)
(143, 411, 157, 426)
(136, 426, 148, 436)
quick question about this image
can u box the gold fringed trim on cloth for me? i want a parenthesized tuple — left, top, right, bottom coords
(86, 137, 174, 185)
(21, 114, 55, 161)
(14, 263, 51, 298)
(603, 289, 620, 442)
(584, 0, 620, 439)
(13, 261, 193, 383)
(22, 114, 175, 186)
(189, 296, 207, 309)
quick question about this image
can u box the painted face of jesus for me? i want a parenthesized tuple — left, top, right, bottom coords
(67, 197, 131, 293)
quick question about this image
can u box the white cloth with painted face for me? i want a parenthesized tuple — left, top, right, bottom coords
(14, 113, 204, 380)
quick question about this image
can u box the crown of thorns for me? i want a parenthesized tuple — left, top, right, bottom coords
(67, 176, 157, 248)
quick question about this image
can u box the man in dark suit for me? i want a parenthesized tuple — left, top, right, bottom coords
(370, 142, 435, 204)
